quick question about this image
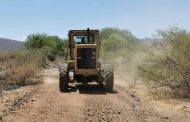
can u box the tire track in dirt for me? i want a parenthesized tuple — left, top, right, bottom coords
(81, 85, 171, 122)
(115, 86, 171, 122)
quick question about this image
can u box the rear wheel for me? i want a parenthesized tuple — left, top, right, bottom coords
(59, 64, 69, 92)
(99, 64, 114, 92)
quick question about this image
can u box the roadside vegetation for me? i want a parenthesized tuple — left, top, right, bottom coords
(138, 27, 190, 98)
(25, 33, 66, 54)
(25, 33, 67, 63)
(0, 33, 66, 90)
(101, 28, 143, 60)
(100, 28, 147, 84)
(0, 50, 43, 90)
(100, 27, 190, 98)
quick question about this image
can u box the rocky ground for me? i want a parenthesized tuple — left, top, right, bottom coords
(0, 68, 190, 122)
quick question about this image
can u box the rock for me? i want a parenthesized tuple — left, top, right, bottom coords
(136, 98, 140, 101)
(0, 70, 6, 77)
(182, 106, 188, 109)
(0, 116, 3, 122)
(0, 84, 3, 94)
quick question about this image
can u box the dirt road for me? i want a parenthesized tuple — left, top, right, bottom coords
(2, 68, 190, 122)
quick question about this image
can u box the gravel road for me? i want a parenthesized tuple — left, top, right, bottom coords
(2, 68, 190, 122)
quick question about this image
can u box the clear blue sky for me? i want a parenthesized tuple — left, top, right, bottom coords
(0, 0, 190, 41)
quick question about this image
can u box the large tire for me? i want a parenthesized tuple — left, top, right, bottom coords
(100, 64, 114, 92)
(59, 63, 69, 92)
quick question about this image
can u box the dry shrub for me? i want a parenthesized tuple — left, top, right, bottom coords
(0, 50, 43, 87)
(8, 63, 41, 85)
(149, 87, 173, 101)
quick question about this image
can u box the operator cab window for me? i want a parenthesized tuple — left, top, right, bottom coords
(74, 35, 94, 44)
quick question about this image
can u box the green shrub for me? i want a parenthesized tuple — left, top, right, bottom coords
(25, 33, 66, 57)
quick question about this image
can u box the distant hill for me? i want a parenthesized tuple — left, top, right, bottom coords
(0, 37, 23, 50)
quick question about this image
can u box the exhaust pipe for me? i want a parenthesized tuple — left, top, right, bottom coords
(87, 28, 90, 43)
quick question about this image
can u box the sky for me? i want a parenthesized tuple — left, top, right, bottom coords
(0, 0, 190, 41)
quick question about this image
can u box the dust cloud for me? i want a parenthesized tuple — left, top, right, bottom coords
(44, 77, 58, 84)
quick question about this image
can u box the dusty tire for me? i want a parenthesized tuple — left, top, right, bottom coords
(59, 63, 69, 92)
(100, 64, 114, 92)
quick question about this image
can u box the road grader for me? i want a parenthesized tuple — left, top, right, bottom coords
(58, 28, 114, 92)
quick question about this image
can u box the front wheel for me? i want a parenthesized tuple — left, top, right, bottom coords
(59, 64, 69, 92)
(99, 64, 114, 92)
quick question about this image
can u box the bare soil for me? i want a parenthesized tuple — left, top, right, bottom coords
(1, 68, 190, 122)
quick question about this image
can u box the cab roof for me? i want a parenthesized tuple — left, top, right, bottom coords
(68, 29, 99, 34)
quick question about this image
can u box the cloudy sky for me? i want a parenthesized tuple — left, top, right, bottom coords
(0, 0, 190, 41)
